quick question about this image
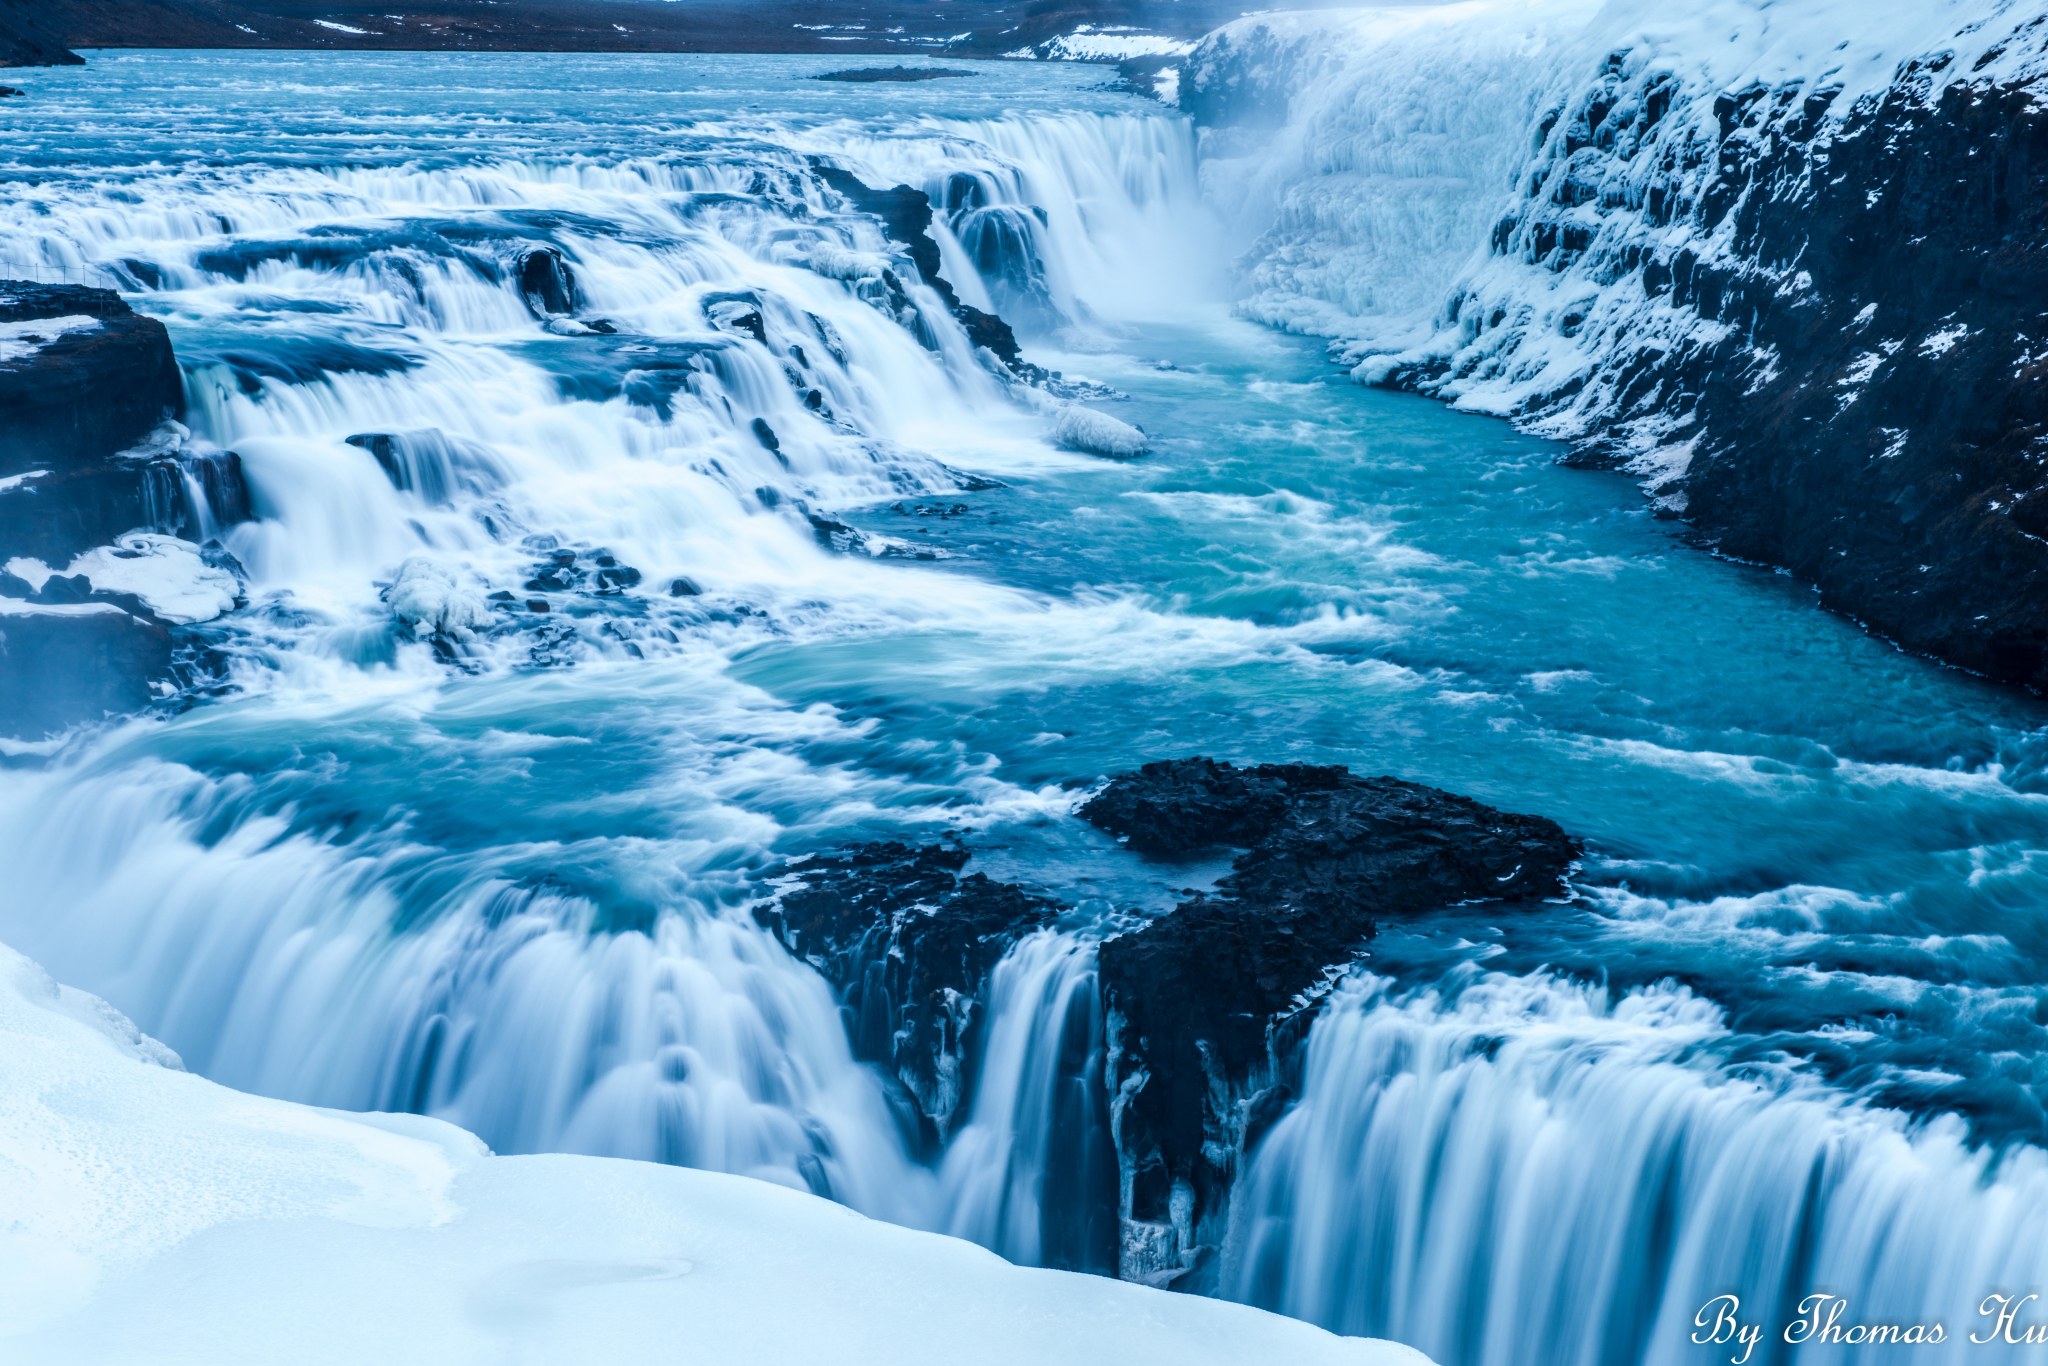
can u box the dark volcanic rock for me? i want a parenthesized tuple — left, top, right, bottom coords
(755, 842, 1061, 1143)
(514, 247, 580, 318)
(807, 159, 1028, 372)
(815, 67, 977, 83)
(1082, 757, 1577, 1286)
(757, 759, 1577, 1287)
(0, 603, 171, 738)
(0, 283, 181, 475)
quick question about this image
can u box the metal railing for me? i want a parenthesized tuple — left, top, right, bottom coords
(0, 262, 126, 288)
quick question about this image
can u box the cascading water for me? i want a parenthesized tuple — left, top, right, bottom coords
(4, 48, 2048, 1363)
(1229, 972, 2048, 1365)
(938, 930, 1116, 1273)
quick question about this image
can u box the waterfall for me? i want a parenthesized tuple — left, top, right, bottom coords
(938, 930, 1118, 1274)
(0, 84, 1213, 1257)
(7, 50, 2045, 1360)
(1228, 971, 2048, 1364)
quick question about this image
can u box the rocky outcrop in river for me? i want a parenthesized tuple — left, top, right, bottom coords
(758, 757, 1577, 1289)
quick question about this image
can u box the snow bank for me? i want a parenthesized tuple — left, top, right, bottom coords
(1053, 404, 1151, 457)
(0, 936, 1432, 1364)
(66, 534, 240, 625)
(0, 314, 102, 364)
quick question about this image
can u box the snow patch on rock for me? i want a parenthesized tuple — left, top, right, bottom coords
(0, 315, 102, 364)
(65, 534, 240, 625)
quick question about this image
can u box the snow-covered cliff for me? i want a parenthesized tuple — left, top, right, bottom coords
(1190, 0, 2048, 687)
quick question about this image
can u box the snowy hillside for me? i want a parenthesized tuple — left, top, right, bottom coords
(0, 937, 1429, 1364)
(1190, 0, 2048, 687)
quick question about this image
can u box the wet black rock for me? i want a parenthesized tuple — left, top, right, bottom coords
(814, 67, 977, 83)
(667, 576, 703, 597)
(756, 842, 1063, 1142)
(0, 283, 181, 476)
(515, 247, 580, 318)
(750, 417, 781, 452)
(0, 604, 171, 738)
(808, 158, 1029, 373)
(806, 510, 866, 553)
(1082, 756, 1578, 1287)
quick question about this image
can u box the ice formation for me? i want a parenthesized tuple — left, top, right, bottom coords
(1053, 403, 1151, 457)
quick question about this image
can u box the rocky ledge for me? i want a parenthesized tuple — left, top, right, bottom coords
(0, 282, 252, 738)
(0, 7, 83, 67)
(756, 756, 1577, 1288)
(0, 284, 180, 471)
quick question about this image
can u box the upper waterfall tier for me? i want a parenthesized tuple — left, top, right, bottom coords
(1189, 0, 2048, 690)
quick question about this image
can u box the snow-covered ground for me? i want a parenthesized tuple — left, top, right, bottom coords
(0, 937, 1432, 1364)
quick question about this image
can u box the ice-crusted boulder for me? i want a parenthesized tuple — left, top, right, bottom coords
(0, 934, 1432, 1365)
(1053, 404, 1150, 457)
(1193, 0, 2048, 688)
(386, 556, 491, 642)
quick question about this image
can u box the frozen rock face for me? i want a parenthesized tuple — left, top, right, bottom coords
(0, 284, 180, 474)
(1192, 0, 2048, 688)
